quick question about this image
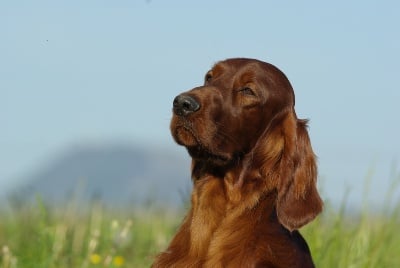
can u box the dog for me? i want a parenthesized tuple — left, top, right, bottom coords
(152, 58, 323, 267)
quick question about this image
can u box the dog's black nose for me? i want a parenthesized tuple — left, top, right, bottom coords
(173, 94, 200, 116)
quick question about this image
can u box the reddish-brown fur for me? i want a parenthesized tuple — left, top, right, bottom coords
(152, 58, 323, 268)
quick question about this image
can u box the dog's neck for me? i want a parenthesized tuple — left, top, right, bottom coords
(188, 160, 278, 258)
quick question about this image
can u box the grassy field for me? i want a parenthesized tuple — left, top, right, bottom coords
(0, 190, 399, 268)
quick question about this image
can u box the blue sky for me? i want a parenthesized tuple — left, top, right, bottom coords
(1, 0, 399, 207)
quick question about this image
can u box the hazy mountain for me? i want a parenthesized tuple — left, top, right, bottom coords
(11, 144, 192, 208)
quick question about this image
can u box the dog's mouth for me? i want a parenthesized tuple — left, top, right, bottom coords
(173, 124, 199, 148)
(172, 124, 232, 165)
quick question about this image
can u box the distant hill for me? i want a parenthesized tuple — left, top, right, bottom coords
(10, 144, 192, 208)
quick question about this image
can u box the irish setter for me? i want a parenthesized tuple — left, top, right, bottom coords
(152, 58, 323, 268)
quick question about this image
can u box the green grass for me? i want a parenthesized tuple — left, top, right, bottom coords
(0, 197, 179, 268)
(302, 202, 400, 267)
(1, 188, 399, 268)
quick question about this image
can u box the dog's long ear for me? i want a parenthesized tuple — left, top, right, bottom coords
(255, 110, 323, 231)
(275, 112, 323, 231)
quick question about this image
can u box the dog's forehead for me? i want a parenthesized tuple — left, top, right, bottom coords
(210, 58, 263, 75)
(208, 58, 295, 106)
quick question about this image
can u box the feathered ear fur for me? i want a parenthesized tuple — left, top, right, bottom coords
(256, 110, 323, 231)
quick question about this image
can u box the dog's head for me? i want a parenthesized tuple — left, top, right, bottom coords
(171, 58, 293, 165)
(170, 58, 322, 230)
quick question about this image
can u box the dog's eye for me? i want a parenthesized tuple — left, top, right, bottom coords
(240, 87, 256, 96)
(205, 73, 212, 83)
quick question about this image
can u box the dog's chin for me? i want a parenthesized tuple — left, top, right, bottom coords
(186, 146, 232, 166)
(172, 126, 233, 166)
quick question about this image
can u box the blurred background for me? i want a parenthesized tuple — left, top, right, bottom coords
(1, 0, 399, 210)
